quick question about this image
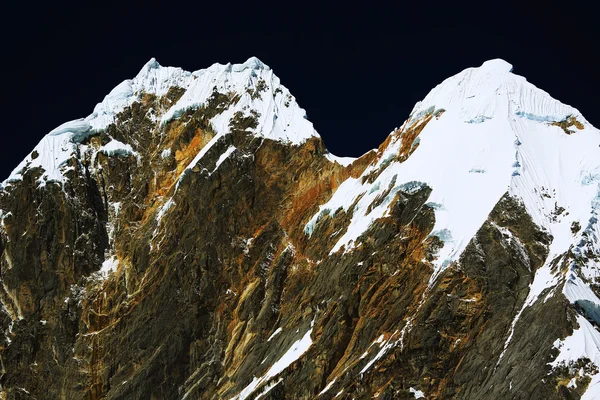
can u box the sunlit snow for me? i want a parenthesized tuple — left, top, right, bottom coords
(305, 58, 600, 287)
(2, 56, 320, 188)
(230, 323, 314, 400)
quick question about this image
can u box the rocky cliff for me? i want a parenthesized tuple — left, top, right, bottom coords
(0, 57, 599, 400)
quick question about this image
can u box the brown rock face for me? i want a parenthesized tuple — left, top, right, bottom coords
(0, 59, 597, 400)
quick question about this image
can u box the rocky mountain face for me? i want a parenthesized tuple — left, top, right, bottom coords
(0, 57, 599, 400)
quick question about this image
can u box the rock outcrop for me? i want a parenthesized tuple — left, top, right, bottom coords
(1, 58, 599, 399)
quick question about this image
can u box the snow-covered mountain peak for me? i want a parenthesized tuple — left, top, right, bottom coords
(479, 58, 513, 73)
(411, 58, 584, 128)
(141, 57, 160, 70)
(232, 56, 270, 72)
(1, 57, 319, 188)
(118, 56, 271, 101)
(307, 58, 600, 287)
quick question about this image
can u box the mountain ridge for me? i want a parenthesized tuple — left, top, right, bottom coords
(3, 56, 595, 187)
(0, 57, 599, 399)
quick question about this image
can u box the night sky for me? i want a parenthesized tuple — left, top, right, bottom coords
(2, 2, 598, 179)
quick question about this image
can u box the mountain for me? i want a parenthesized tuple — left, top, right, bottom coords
(0, 57, 599, 400)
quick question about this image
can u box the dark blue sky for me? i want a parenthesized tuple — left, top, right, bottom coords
(2, 1, 598, 177)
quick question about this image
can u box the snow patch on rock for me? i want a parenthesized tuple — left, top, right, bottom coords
(99, 139, 138, 158)
(230, 322, 314, 400)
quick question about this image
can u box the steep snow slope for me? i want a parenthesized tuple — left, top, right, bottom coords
(306, 58, 600, 280)
(1, 57, 325, 188)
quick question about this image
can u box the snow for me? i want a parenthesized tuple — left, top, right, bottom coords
(304, 58, 600, 287)
(99, 256, 119, 277)
(564, 273, 600, 310)
(410, 387, 425, 399)
(151, 197, 176, 249)
(230, 323, 314, 400)
(263, 326, 313, 379)
(156, 198, 175, 224)
(211, 146, 236, 174)
(318, 378, 337, 396)
(159, 57, 319, 145)
(3, 128, 80, 187)
(496, 258, 561, 366)
(2, 56, 320, 188)
(1, 59, 182, 187)
(99, 139, 137, 157)
(303, 61, 599, 394)
(243, 238, 254, 255)
(582, 375, 600, 400)
(359, 335, 384, 360)
(499, 166, 599, 368)
(112, 202, 121, 215)
(178, 134, 224, 184)
(254, 379, 282, 400)
(490, 222, 531, 269)
(267, 327, 282, 342)
(551, 315, 600, 395)
(160, 148, 171, 159)
(305, 177, 360, 237)
(480, 58, 514, 73)
(360, 331, 399, 375)
(325, 152, 356, 167)
(552, 258, 600, 399)
(3, 57, 600, 396)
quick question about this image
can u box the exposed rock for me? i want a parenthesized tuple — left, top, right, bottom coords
(1, 57, 600, 400)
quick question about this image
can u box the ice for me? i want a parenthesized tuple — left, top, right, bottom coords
(564, 273, 600, 310)
(48, 119, 92, 139)
(3, 131, 79, 187)
(307, 88, 516, 270)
